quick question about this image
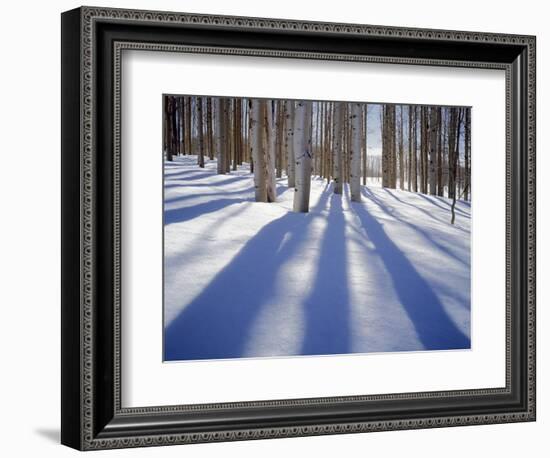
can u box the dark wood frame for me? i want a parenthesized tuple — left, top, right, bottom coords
(61, 6, 536, 450)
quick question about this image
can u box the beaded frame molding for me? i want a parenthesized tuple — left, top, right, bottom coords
(61, 6, 536, 451)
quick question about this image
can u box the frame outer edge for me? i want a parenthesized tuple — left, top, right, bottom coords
(61, 7, 84, 451)
(526, 36, 536, 421)
(70, 6, 536, 450)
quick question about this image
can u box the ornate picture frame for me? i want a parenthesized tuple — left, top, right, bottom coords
(61, 6, 536, 450)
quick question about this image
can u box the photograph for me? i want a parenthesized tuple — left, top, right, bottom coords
(162, 95, 472, 362)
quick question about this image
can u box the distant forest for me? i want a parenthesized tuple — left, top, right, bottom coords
(163, 95, 471, 220)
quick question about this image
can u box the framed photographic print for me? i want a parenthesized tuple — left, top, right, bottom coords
(61, 6, 536, 450)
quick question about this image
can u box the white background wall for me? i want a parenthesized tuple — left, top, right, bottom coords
(0, 0, 545, 456)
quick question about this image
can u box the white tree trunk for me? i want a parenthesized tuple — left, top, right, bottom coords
(350, 103, 362, 202)
(333, 102, 344, 194)
(292, 100, 312, 213)
(250, 99, 267, 202)
(265, 100, 277, 202)
(215, 98, 226, 174)
(428, 106, 437, 195)
(286, 102, 296, 188)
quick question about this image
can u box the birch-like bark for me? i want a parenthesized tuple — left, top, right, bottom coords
(428, 106, 437, 194)
(382, 105, 390, 188)
(362, 105, 367, 186)
(227, 99, 234, 172)
(250, 99, 267, 202)
(178, 98, 184, 156)
(184, 96, 192, 155)
(464, 108, 470, 201)
(450, 108, 463, 224)
(420, 106, 427, 193)
(412, 106, 418, 192)
(350, 103, 362, 202)
(399, 105, 404, 190)
(447, 107, 457, 200)
(436, 107, 443, 196)
(164, 96, 172, 161)
(275, 101, 284, 178)
(170, 96, 177, 161)
(196, 97, 205, 167)
(233, 98, 242, 168)
(265, 100, 277, 202)
(390, 105, 397, 188)
(215, 98, 227, 174)
(293, 100, 312, 212)
(333, 102, 344, 194)
(206, 97, 214, 160)
(407, 105, 412, 191)
(326, 102, 333, 184)
(286, 102, 296, 188)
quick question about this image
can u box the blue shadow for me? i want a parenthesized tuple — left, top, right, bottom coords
(164, 198, 246, 225)
(417, 193, 470, 218)
(165, 175, 246, 189)
(362, 188, 468, 268)
(300, 194, 350, 355)
(164, 189, 331, 361)
(350, 197, 470, 350)
(381, 188, 468, 230)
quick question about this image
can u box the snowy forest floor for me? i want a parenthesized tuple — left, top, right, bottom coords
(164, 155, 471, 361)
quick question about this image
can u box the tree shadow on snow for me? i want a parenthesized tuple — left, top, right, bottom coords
(362, 188, 468, 268)
(164, 186, 332, 361)
(164, 175, 247, 189)
(164, 187, 253, 206)
(350, 196, 470, 351)
(381, 188, 468, 231)
(164, 169, 213, 180)
(164, 186, 290, 226)
(300, 194, 350, 356)
(164, 198, 248, 225)
(416, 193, 470, 218)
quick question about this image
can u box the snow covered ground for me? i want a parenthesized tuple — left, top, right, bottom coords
(164, 155, 471, 361)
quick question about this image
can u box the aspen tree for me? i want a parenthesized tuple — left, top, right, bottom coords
(437, 107, 443, 196)
(184, 96, 192, 155)
(423, 108, 429, 193)
(293, 100, 313, 212)
(428, 106, 438, 194)
(265, 100, 277, 202)
(350, 103, 362, 202)
(275, 101, 284, 178)
(206, 97, 214, 160)
(447, 107, 457, 200)
(382, 105, 394, 188)
(233, 98, 242, 168)
(362, 104, 368, 186)
(464, 108, 471, 201)
(177, 97, 184, 156)
(196, 97, 205, 167)
(286, 102, 296, 188)
(250, 99, 267, 202)
(450, 108, 463, 224)
(412, 106, 418, 192)
(399, 105, 404, 190)
(408, 105, 413, 191)
(216, 98, 228, 174)
(227, 99, 234, 172)
(390, 105, 397, 188)
(163, 96, 172, 161)
(326, 102, 333, 184)
(333, 102, 344, 194)
(169, 96, 177, 161)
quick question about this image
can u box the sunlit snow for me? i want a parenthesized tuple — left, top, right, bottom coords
(164, 156, 471, 361)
